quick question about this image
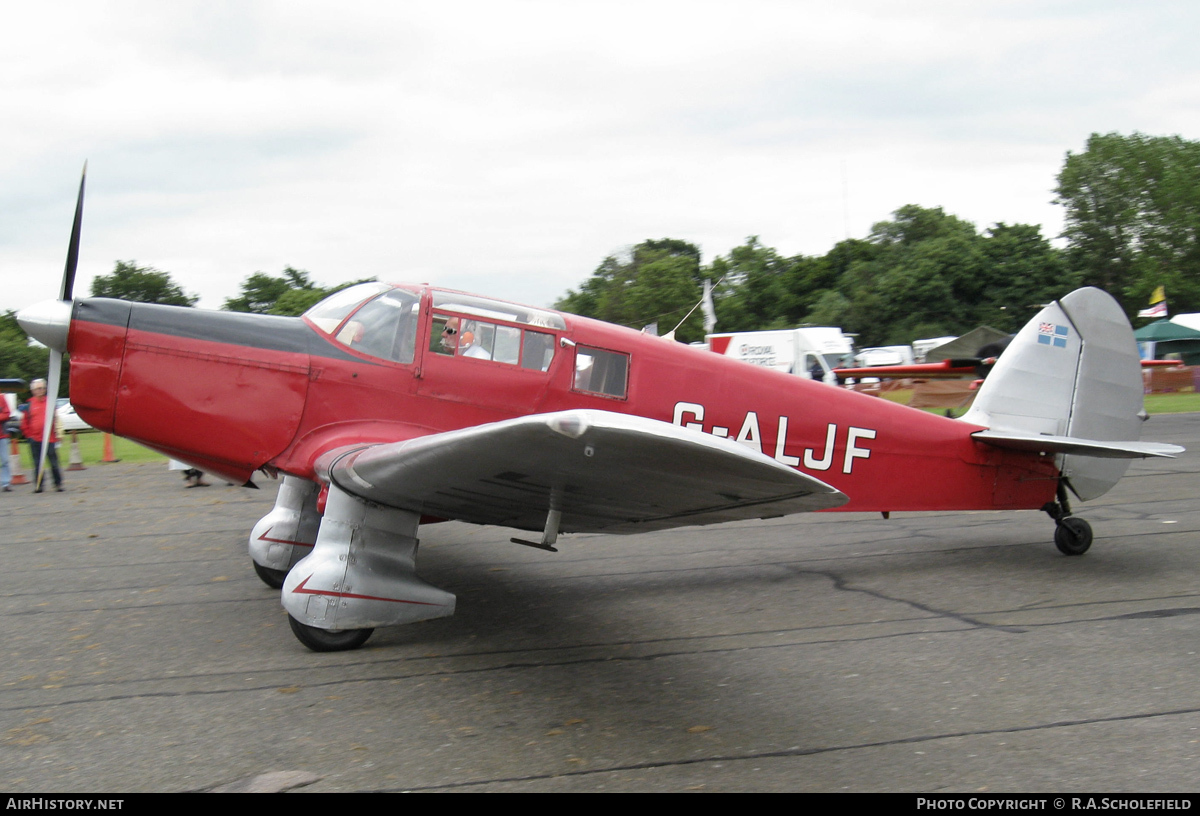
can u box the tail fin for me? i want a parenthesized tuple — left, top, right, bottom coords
(963, 287, 1182, 501)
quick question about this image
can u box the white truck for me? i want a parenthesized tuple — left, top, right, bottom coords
(706, 327, 855, 382)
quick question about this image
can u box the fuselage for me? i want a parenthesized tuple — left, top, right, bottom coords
(64, 284, 1059, 513)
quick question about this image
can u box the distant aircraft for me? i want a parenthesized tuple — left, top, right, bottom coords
(834, 329, 1174, 382)
(17, 170, 1184, 651)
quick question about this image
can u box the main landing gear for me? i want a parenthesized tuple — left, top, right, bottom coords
(249, 475, 322, 589)
(279, 484, 456, 653)
(1043, 481, 1093, 556)
(249, 478, 455, 652)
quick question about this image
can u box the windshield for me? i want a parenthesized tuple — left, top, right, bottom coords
(304, 283, 392, 334)
(305, 284, 421, 365)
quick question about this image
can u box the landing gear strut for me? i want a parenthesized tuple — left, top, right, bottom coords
(249, 475, 322, 589)
(281, 484, 456, 652)
(1043, 481, 1093, 556)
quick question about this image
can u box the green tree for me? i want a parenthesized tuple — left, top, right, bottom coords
(0, 311, 51, 394)
(557, 203, 1077, 348)
(625, 256, 704, 341)
(271, 287, 331, 317)
(225, 268, 378, 316)
(557, 253, 634, 326)
(90, 261, 198, 306)
(706, 237, 800, 332)
(976, 223, 1075, 331)
(803, 289, 851, 328)
(1055, 132, 1200, 314)
(836, 206, 983, 345)
(224, 267, 317, 315)
(557, 239, 706, 340)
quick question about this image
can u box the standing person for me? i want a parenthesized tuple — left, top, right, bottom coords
(21, 379, 63, 493)
(0, 395, 11, 492)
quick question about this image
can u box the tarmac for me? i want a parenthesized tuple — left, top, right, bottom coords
(0, 413, 1197, 792)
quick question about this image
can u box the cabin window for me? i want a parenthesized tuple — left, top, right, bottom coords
(431, 313, 556, 372)
(574, 346, 628, 398)
(521, 330, 555, 372)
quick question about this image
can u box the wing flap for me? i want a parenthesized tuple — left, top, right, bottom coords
(329, 410, 847, 534)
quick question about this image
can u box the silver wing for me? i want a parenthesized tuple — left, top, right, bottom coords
(327, 409, 847, 535)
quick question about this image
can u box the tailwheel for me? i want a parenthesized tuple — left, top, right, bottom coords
(252, 560, 289, 590)
(1054, 517, 1093, 556)
(288, 615, 374, 652)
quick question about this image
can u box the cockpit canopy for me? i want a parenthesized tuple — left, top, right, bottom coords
(304, 283, 568, 368)
(430, 291, 565, 331)
(305, 283, 421, 364)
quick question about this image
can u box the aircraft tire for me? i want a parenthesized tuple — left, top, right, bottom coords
(252, 560, 289, 590)
(1055, 517, 1093, 556)
(288, 615, 374, 652)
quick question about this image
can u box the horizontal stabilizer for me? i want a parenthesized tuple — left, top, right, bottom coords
(973, 429, 1183, 459)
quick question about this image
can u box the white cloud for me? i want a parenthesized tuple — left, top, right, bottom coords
(3, 0, 1199, 311)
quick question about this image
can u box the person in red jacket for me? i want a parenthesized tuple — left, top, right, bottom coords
(21, 379, 63, 493)
(0, 395, 11, 492)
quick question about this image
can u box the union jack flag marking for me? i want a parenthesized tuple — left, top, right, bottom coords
(1038, 323, 1069, 348)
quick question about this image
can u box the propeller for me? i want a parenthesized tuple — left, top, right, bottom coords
(29, 163, 86, 491)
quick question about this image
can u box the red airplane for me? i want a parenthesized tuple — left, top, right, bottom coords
(834, 356, 1178, 382)
(17, 171, 1184, 652)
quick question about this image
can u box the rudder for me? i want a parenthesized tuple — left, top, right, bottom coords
(962, 287, 1147, 501)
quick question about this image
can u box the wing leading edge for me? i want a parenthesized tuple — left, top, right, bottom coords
(327, 410, 848, 535)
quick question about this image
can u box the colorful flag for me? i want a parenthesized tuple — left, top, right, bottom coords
(1138, 287, 1168, 318)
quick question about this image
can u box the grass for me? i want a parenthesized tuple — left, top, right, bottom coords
(10, 430, 167, 469)
(1144, 391, 1200, 414)
(880, 387, 1200, 415)
(879, 388, 916, 406)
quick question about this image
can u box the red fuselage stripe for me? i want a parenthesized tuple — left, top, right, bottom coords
(256, 526, 314, 548)
(292, 575, 444, 606)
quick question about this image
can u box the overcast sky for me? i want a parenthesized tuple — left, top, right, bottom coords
(3, 0, 1199, 313)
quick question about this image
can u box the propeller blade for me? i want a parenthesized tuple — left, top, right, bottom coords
(35, 353, 61, 491)
(35, 163, 85, 488)
(59, 162, 86, 302)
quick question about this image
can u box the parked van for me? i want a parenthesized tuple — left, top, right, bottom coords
(707, 327, 855, 382)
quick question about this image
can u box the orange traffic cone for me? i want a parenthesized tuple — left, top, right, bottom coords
(101, 432, 121, 463)
(67, 431, 86, 471)
(9, 437, 29, 485)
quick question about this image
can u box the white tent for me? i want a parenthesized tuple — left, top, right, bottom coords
(1170, 313, 1200, 331)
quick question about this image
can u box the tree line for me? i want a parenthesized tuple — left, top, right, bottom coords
(3, 131, 1198, 394)
(556, 213, 1071, 345)
(559, 132, 1200, 344)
